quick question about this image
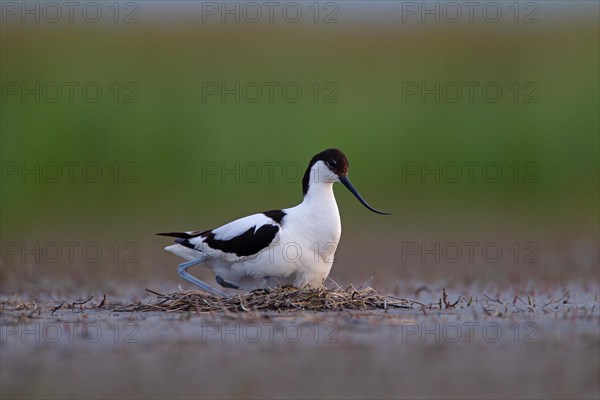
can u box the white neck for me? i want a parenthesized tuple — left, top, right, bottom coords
(293, 179, 341, 240)
(289, 164, 341, 242)
(303, 180, 336, 206)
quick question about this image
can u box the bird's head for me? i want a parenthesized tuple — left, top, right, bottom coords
(303, 148, 390, 215)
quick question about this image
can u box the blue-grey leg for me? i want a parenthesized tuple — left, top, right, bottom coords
(177, 258, 228, 297)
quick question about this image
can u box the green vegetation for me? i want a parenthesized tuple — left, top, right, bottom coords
(1, 21, 598, 238)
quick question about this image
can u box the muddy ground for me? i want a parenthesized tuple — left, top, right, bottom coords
(1, 285, 598, 399)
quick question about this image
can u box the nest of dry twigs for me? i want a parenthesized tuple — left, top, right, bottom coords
(117, 286, 417, 313)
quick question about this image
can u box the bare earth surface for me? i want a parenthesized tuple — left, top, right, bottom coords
(1, 285, 598, 399)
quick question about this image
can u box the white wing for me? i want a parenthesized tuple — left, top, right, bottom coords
(210, 213, 276, 241)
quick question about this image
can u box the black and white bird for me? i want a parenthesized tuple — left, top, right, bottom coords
(158, 148, 390, 297)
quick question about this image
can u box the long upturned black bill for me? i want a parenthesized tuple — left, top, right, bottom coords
(339, 175, 391, 215)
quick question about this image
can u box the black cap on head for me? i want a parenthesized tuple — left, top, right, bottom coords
(302, 148, 349, 195)
(302, 149, 390, 215)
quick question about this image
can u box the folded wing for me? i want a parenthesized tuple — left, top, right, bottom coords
(157, 211, 284, 261)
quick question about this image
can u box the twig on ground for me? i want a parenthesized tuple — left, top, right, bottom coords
(114, 287, 416, 313)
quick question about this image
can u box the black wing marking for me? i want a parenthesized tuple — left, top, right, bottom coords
(262, 209, 286, 224)
(156, 231, 208, 239)
(158, 211, 284, 257)
(203, 224, 280, 257)
(157, 231, 207, 251)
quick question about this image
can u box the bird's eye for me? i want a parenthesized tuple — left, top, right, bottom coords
(328, 160, 337, 168)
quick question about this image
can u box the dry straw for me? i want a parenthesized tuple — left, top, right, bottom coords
(119, 286, 418, 313)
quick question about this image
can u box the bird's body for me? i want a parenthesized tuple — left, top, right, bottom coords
(158, 149, 388, 296)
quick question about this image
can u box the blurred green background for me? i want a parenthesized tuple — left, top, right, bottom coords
(1, 1, 598, 293)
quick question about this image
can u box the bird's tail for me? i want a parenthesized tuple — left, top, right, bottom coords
(157, 231, 208, 260)
(156, 231, 207, 239)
